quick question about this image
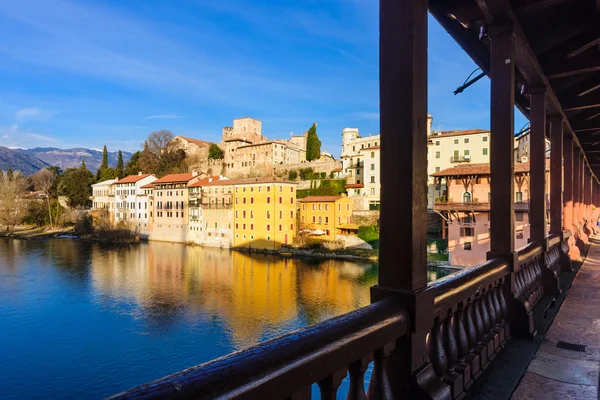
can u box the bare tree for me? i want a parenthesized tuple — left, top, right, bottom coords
(145, 130, 174, 155)
(31, 168, 56, 228)
(0, 170, 28, 232)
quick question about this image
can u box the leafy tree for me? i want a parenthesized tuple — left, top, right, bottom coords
(116, 150, 125, 179)
(31, 168, 56, 228)
(288, 170, 298, 180)
(125, 151, 142, 176)
(139, 142, 160, 176)
(305, 123, 321, 161)
(0, 170, 28, 231)
(208, 144, 224, 160)
(159, 149, 187, 176)
(299, 167, 313, 180)
(59, 162, 94, 208)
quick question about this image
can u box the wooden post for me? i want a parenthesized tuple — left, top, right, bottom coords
(373, 0, 443, 397)
(530, 89, 546, 243)
(549, 117, 563, 235)
(488, 23, 515, 256)
(574, 147, 581, 230)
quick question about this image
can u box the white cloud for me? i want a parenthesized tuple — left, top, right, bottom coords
(27, 132, 54, 142)
(144, 114, 185, 120)
(15, 107, 59, 122)
(354, 111, 380, 120)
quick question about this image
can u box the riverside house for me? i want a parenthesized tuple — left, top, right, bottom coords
(113, 173, 157, 223)
(432, 162, 549, 267)
(187, 176, 232, 247)
(91, 178, 118, 221)
(150, 172, 203, 243)
(231, 177, 297, 250)
(299, 195, 354, 240)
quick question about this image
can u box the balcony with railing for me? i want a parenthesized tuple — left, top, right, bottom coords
(108, 0, 600, 399)
(450, 155, 471, 163)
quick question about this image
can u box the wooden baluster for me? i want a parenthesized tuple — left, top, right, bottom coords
(491, 285, 505, 345)
(464, 299, 481, 379)
(347, 358, 369, 400)
(367, 343, 395, 399)
(318, 369, 346, 400)
(427, 317, 448, 378)
(485, 286, 500, 354)
(471, 294, 489, 370)
(478, 292, 491, 334)
(514, 269, 525, 299)
(443, 310, 463, 398)
(454, 303, 472, 390)
(497, 279, 510, 341)
(480, 289, 496, 358)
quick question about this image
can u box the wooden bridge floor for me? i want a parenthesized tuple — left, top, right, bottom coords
(512, 237, 600, 400)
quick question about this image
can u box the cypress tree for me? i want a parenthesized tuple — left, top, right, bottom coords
(305, 123, 321, 161)
(101, 145, 109, 170)
(81, 158, 87, 170)
(116, 150, 124, 179)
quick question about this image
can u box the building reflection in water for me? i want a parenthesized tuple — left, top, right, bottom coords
(90, 242, 377, 349)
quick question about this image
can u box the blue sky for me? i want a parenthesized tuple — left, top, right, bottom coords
(0, 0, 526, 155)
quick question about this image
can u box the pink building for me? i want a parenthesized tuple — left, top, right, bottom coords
(432, 162, 549, 267)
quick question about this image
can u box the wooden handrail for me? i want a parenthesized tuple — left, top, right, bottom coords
(516, 241, 543, 265)
(547, 234, 561, 248)
(108, 300, 408, 400)
(428, 258, 510, 319)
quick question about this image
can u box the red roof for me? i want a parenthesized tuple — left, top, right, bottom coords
(140, 183, 154, 189)
(153, 173, 198, 184)
(299, 196, 343, 202)
(428, 129, 489, 139)
(188, 176, 227, 188)
(116, 174, 152, 184)
(345, 183, 364, 189)
(431, 161, 549, 177)
(177, 136, 214, 147)
(360, 146, 380, 151)
(331, 168, 343, 172)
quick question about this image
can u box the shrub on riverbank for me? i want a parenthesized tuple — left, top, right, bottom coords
(358, 225, 379, 249)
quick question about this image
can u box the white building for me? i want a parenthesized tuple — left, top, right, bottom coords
(91, 178, 117, 211)
(515, 130, 550, 163)
(114, 173, 157, 223)
(340, 128, 382, 210)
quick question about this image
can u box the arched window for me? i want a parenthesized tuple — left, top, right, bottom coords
(463, 192, 472, 203)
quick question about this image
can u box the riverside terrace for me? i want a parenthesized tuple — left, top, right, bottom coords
(109, 0, 600, 399)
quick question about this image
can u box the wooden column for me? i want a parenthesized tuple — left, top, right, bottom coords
(574, 147, 581, 228)
(563, 134, 574, 233)
(550, 117, 563, 235)
(373, 0, 442, 397)
(488, 24, 515, 256)
(530, 89, 547, 243)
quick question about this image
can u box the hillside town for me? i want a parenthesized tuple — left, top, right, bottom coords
(1, 114, 543, 262)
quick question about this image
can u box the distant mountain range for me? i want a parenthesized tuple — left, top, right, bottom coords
(0, 147, 133, 175)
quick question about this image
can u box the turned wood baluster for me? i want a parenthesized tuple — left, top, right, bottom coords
(318, 369, 346, 400)
(443, 311, 458, 373)
(367, 343, 395, 399)
(347, 358, 369, 400)
(427, 317, 448, 378)
(491, 285, 502, 326)
(285, 387, 312, 400)
(485, 286, 498, 327)
(454, 304, 469, 362)
(465, 299, 477, 351)
(477, 292, 491, 334)
(515, 269, 525, 299)
(471, 295, 485, 344)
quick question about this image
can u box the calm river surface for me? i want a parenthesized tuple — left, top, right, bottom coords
(0, 238, 451, 399)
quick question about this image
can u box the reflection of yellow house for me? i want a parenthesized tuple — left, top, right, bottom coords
(89, 241, 374, 349)
(231, 177, 297, 250)
(299, 196, 354, 240)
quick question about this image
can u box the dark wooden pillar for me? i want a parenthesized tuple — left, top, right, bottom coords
(574, 147, 581, 228)
(550, 117, 563, 235)
(563, 134, 573, 234)
(374, 0, 442, 397)
(488, 24, 515, 256)
(530, 89, 547, 242)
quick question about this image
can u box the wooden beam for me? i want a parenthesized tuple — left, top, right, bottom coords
(513, 0, 577, 14)
(489, 23, 515, 254)
(539, 29, 600, 79)
(475, 0, 600, 183)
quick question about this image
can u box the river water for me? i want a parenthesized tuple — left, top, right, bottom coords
(0, 238, 452, 399)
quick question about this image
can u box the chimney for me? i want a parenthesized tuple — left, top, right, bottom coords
(192, 170, 199, 177)
(209, 177, 213, 183)
(138, 171, 142, 176)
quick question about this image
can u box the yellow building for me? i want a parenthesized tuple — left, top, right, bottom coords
(231, 177, 297, 250)
(299, 195, 355, 240)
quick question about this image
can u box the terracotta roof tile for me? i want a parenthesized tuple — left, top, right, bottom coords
(188, 176, 228, 187)
(431, 161, 549, 177)
(428, 129, 489, 139)
(177, 136, 214, 147)
(153, 173, 197, 184)
(299, 196, 344, 202)
(140, 183, 155, 189)
(345, 183, 364, 188)
(115, 174, 153, 184)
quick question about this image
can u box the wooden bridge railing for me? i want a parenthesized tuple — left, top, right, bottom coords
(425, 258, 510, 399)
(108, 299, 408, 400)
